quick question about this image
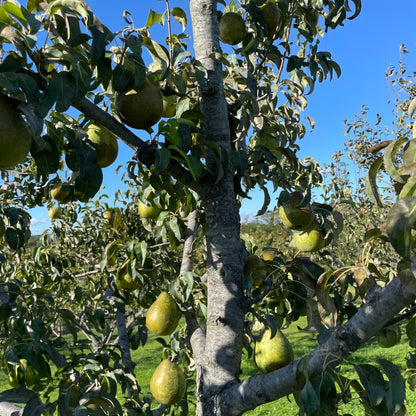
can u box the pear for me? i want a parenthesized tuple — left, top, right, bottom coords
(260, 1, 281, 37)
(218, 12, 246, 45)
(48, 206, 63, 220)
(146, 292, 181, 336)
(244, 254, 267, 286)
(50, 182, 74, 203)
(279, 191, 314, 230)
(292, 222, 325, 252)
(0, 97, 32, 169)
(115, 78, 163, 130)
(86, 123, 119, 168)
(150, 359, 186, 405)
(254, 328, 294, 373)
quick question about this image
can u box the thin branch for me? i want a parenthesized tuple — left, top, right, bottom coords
(179, 210, 206, 359)
(180, 210, 199, 275)
(165, 0, 173, 65)
(73, 97, 201, 194)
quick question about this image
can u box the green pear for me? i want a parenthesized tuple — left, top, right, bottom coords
(377, 327, 401, 348)
(0, 97, 32, 169)
(150, 359, 186, 405)
(115, 78, 163, 130)
(292, 221, 325, 252)
(86, 123, 119, 168)
(279, 191, 314, 230)
(244, 254, 267, 286)
(218, 12, 246, 45)
(254, 328, 294, 373)
(50, 182, 74, 203)
(146, 292, 181, 336)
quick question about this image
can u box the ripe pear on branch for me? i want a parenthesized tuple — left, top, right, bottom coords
(0, 97, 32, 169)
(146, 291, 181, 336)
(254, 328, 294, 373)
(150, 359, 186, 405)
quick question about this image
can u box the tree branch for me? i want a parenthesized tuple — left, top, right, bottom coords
(180, 210, 206, 359)
(0, 401, 22, 416)
(220, 273, 416, 415)
(72, 97, 201, 193)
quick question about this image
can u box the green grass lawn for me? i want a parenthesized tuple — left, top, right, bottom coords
(1, 319, 415, 415)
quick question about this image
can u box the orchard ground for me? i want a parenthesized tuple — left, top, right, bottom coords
(1, 317, 414, 415)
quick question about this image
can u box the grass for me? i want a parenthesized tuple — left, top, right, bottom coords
(1, 319, 415, 415)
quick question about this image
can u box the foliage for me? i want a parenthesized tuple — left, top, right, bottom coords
(3, 1, 416, 416)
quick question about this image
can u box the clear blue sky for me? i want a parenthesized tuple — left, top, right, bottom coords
(29, 0, 416, 233)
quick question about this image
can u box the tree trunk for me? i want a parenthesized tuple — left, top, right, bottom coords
(189, 1, 246, 414)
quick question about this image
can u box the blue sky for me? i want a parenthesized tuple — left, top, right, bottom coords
(28, 0, 416, 233)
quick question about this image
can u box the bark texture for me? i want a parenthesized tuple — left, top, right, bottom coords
(189, 1, 246, 414)
(0, 402, 22, 416)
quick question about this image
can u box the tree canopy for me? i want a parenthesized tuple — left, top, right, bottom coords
(3, 1, 416, 416)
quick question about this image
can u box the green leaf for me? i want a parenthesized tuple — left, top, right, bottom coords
(0, 387, 37, 404)
(103, 240, 123, 269)
(170, 145, 204, 181)
(5, 227, 20, 251)
(181, 272, 194, 301)
(0, 6, 13, 25)
(146, 9, 166, 28)
(3, 2, 27, 26)
(49, 0, 93, 27)
(386, 196, 416, 258)
(348, 0, 362, 20)
(354, 364, 387, 408)
(257, 186, 271, 216)
(171, 7, 187, 31)
(89, 25, 107, 65)
(408, 96, 416, 118)
(31, 134, 62, 178)
(402, 139, 416, 170)
(0, 51, 26, 72)
(397, 257, 416, 295)
(377, 359, 405, 414)
(155, 148, 171, 174)
(399, 176, 416, 199)
(365, 156, 384, 207)
(48, 71, 76, 112)
(73, 163, 103, 202)
(383, 137, 407, 184)
(232, 149, 248, 176)
(363, 228, 388, 244)
(299, 378, 320, 416)
(142, 36, 170, 78)
(169, 217, 181, 242)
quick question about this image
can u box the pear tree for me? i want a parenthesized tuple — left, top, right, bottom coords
(2, 1, 416, 416)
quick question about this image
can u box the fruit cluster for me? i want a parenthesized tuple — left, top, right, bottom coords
(279, 191, 326, 252)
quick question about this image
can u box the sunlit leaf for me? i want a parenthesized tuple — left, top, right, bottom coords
(408, 96, 416, 118)
(146, 9, 166, 28)
(383, 137, 407, 184)
(386, 196, 416, 258)
(365, 156, 383, 207)
(171, 7, 187, 31)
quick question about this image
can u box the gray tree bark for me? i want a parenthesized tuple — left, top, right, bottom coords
(189, 1, 246, 414)
(0, 402, 22, 416)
